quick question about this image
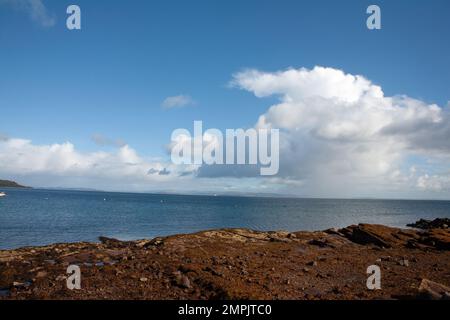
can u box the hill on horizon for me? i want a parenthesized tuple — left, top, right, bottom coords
(0, 179, 30, 188)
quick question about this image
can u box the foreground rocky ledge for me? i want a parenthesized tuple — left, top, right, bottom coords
(1, 221, 449, 300)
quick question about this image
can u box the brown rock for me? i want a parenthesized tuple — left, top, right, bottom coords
(340, 224, 434, 249)
(308, 239, 334, 248)
(422, 229, 450, 250)
(36, 271, 47, 278)
(418, 279, 450, 300)
(342, 224, 395, 248)
(98, 236, 127, 247)
(307, 261, 318, 267)
(179, 275, 191, 289)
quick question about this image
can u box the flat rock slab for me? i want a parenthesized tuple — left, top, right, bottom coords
(0, 224, 449, 300)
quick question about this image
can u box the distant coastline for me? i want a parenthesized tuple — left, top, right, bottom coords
(3, 183, 450, 201)
(0, 179, 30, 189)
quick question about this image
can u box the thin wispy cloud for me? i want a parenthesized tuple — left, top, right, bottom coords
(161, 95, 196, 109)
(1, 0, 55, 27)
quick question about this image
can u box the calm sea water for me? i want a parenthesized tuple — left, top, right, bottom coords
(0, 188, 449, 249)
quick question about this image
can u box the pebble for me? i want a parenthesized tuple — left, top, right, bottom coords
(179, 275, 191, 289)
(13, 281, 31, 288)
(398, 259, 409, 267)
(36, 271, 47, 278)
(55, 275, 66, 281)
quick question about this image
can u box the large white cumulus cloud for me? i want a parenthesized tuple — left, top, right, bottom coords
(1, 66, 449, 198)
(231, 66, 450, 197)
(0, 138, 196, 191)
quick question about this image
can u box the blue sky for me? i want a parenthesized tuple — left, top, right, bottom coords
(0, 0, 450, 198)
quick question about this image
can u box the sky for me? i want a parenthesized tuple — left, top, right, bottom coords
(0, 0, 449, 199)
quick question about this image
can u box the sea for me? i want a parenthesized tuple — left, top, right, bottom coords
(0, 188, 449, 249)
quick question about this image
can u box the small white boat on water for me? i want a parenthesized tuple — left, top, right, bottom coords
(0, 192, 6, 197)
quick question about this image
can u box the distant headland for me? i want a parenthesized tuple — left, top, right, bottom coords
(0, 179, 30, 188)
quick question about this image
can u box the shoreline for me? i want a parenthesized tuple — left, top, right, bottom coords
(0, 220, 449, 300)
(5, 186, 450, 202)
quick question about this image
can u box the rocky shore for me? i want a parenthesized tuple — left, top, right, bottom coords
(0, 220, 449, 300)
